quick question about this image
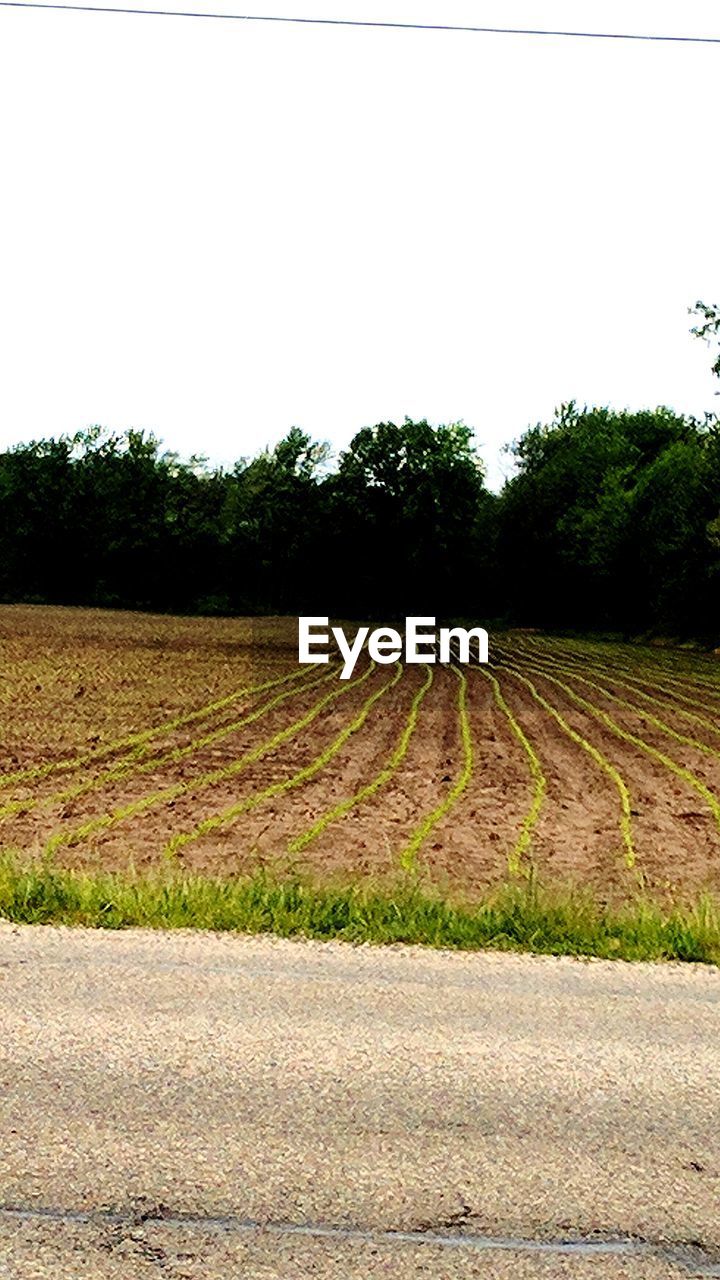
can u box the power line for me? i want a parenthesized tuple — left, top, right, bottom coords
(0, 1, 719, 45)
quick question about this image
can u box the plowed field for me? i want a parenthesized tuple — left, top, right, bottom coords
(2, 606, 720, 904)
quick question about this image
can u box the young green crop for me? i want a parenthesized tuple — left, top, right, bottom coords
(477, 667, 546, 875)
(288, 664, 434, 854)
(44, 663, 375, 856)
(0, 661, 313, 792)
(498, 663, 636, 870)
(586, 639, 720, 690)
(507, 639, 720, 738)
(164, 664, 405, 858)
(520, 663, 720, 839)
(399, 666, 473, 873)
(522, 636, 720, 705)
(0, 663, 327, 825)
(508, 644, 720, 755)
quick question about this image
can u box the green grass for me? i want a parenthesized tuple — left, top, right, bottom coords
(1, 856, 719, 965)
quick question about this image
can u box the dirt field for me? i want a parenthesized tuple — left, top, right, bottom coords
(2, 605, 720, 904)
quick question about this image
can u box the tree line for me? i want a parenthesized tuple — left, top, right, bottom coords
(1, 305, 718, 638)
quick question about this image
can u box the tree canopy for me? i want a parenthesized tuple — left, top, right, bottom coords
(1, 397, 718, 638)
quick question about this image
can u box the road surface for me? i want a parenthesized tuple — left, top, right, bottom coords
(1, 921, 719, 1278)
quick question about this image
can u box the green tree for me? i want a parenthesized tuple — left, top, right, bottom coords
(227, 428, 330, 612)
(691, 300, 720, 384)
(497, 403, 708, 632)
(328, 419, 493, 618)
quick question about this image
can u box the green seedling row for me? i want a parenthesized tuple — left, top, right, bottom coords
(288, 664, 435, 855)
(523, 636, 720, 703)
(44, 663, 377, 856)
(506, 641, 720, 744)
(586, 638, 720, 690)
(477, 667, 547, 875)
(399, 666, 473, 873)
(545, 665, 720, 766)
(0, 661, 314, 792)
(165, 664, 406, 857)
(0, 664, 332, 825)
(521, 664, 720, 839)
(498, 663, 636, 870)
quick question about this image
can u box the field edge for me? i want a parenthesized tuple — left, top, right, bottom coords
(1, 856, 719, 967)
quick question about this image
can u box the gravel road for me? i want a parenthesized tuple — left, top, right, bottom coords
(1, 922, 719, 1278)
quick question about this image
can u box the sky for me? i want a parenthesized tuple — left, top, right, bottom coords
(0, 0, 718, 490)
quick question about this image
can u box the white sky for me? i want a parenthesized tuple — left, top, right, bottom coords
(0, 0, 718, 490)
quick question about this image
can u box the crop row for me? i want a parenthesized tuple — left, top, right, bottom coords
(0, 661, 314, 792)
(498, 640, 720, 828)
(478, 668, 546, 876)
(288, 664, 435, 854)
(7, 637, 720, 882)
(513, 638, 720, 741)
(44, 662, 377, 855)
(522, 635, 720, 703)
(164, 663, 406, 857)
(21, 663, 479, 877)
(0, 664, 331, 825)
(507, 640, 720, 758)
(493, 656, 636, 869)
(494, 638, 720, 868)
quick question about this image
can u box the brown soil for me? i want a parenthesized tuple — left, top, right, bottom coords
(2, 606, 720, 906)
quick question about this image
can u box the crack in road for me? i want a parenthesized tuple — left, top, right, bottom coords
(2, 1203, 720, 1276)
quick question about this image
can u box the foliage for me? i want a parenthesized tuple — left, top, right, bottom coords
(691, 300, 720, 383)
(0, 389, 719, 637)
(325, 418, 494, 618)
(497, 402, 720, 636)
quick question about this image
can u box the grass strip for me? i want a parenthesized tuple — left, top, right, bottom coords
(399, 666, 473, 873)
(478, 667, 546, 875)
(1, 857, 719, 965)
(288, 664, 434, 855)
(497, 662, 636, 870)
(45, 664, 375, 856)
(0, 664, 331, 824)
(164, 664, 404, 857)
(0, 662, 314, 792)
(520, 663, 720, 837)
